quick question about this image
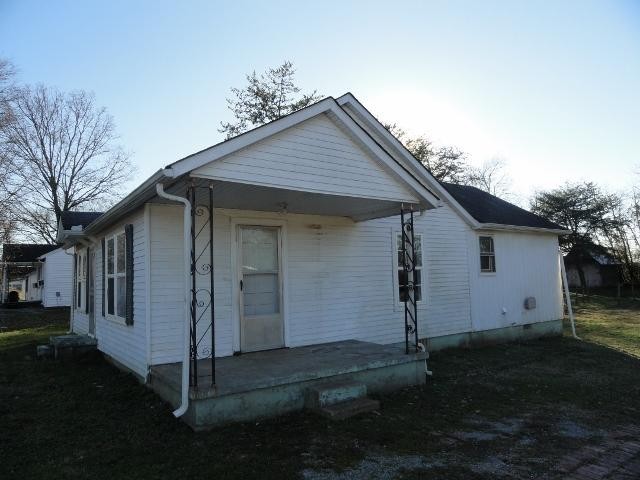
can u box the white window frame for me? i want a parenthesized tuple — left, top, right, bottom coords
(394, 231, 424, 305)
(75, 249, 86, 311)
(104, 231, 127, 323)
(479, 235, 496, 274)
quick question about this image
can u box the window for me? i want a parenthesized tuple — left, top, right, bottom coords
(105, 232, 127, 319)
(396, 233, 423, 302)
(76, 250, 86, 310)
(479, 236, 496, 273)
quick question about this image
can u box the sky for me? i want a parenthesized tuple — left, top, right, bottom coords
(1, 0, 639, 204)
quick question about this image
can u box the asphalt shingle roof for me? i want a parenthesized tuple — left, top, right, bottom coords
(2, 244, 58, 262)
(441, 183, 564, 231)
(60, 211, 104, 230)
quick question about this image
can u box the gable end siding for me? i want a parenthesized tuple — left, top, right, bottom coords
(192, 114, 419, 203)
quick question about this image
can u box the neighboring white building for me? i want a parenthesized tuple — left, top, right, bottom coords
(37, 247, 75, 308)
(58, 94, 568, 426)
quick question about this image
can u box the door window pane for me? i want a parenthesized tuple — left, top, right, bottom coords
(242, 227, 278, 273)
(243, 273, 279, 316)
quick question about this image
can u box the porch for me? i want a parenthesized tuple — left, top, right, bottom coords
(149, 340, 428, 429)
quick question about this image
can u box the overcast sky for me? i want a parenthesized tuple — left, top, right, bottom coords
(1, 0, 638, 203)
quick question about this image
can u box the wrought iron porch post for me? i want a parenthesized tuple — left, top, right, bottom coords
(400, 204, 419, 354)
(209, 183, 215, 384)
(189, 183, 198, 387)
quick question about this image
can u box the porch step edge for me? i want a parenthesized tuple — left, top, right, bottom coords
(318, 397, 380, 420)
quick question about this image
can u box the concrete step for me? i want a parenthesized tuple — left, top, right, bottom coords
(318, 397, 380, 420)
(49, 334, 97, 360)
(305, 380, 367, 409)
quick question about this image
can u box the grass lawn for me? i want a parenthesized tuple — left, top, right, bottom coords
(1, 300, 639, 480)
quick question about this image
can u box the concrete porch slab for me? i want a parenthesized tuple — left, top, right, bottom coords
(149, 340, 427, 429)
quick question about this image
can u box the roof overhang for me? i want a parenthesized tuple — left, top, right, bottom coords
(475, 223, 571, 235)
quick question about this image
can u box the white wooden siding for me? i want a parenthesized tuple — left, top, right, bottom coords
(192, 114, 419, 203)
(148, 205, 186, 364)
(147, 202, 474, 363)
(93, 209, 148, 377)
(468, 231, 562, 331)
(41, 248, 73, 308)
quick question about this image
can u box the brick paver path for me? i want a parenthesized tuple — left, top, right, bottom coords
(554, 425, 640, 479)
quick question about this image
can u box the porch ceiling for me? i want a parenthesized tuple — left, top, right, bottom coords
(155, 178, 424, 221)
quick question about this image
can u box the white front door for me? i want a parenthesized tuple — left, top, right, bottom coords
(238, 226, 284, 352)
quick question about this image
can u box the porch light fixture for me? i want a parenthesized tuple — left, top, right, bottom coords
(277, 202, 288, 215)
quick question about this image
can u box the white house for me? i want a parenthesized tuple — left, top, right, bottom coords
(57, 94, 568, 428)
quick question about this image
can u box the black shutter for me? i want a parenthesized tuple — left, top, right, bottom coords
(125, 224, 134, 325)
(85, 248, 90, 314)
(101, 238, 105, 317)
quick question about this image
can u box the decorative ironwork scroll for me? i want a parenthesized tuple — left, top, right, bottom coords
(400, 204, 419, 354)
(187, 183, 215, 387)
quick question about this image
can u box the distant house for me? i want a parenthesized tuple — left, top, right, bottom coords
(564, 246, 621, 288)
(56, 93, 568, 428)
(1, 211, 103, 307)
(1, 244, 58, 304)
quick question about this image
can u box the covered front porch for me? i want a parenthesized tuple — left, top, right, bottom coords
(141, 106, 440, 427)
(149, 339, 428, 429)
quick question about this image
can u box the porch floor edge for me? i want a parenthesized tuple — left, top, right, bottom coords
(150, 339, 427, 400)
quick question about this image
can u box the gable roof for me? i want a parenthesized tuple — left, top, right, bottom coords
(60, 211, 104, 230)
(2, 244, 57, 263)
(441, 183, 564, 231)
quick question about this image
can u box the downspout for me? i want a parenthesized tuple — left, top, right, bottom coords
(559, 250, 580, 340)
(156, 183, 192, 418)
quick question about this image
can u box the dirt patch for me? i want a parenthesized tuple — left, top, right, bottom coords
(301, 454, 441, 480)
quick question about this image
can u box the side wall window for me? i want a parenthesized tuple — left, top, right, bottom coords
(396, 233, 423, 302)
(105, 232, 127, 319)
(479, 236, 496, 273)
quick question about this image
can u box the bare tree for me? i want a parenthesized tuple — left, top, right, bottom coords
(465, 157, 512, 198)
(219, 61, 321, 139)
(385, 123, 469, 184)
(0, 58, 18, 247)
(0, 85, 133, 243)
